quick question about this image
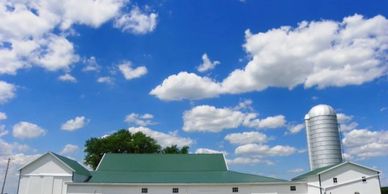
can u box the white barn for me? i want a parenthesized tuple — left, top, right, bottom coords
(17, 152, 382, 194)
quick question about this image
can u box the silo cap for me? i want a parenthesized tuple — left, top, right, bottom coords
(308, 104, 336, 118)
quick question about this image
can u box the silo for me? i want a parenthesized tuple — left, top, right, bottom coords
(305, 104, 343, 170)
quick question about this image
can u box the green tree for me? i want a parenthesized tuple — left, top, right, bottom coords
(84, 129, 189, 169)
(162, 145, 189, 154)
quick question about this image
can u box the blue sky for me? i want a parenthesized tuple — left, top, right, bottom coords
(1, 0, 388, 193)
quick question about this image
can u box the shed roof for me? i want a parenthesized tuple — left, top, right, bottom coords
(91, 153, 286, 184)
(51, 152, 91, 177)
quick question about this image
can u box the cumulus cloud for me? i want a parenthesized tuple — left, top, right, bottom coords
(0, 81, 16, 104)
(0, 112, 7, 120)
(151, 15, 388, 101)
(195, 148, 227, 155)
(114, 6, 158, 34)
(183, 105, 286, 132)
(225, 131, 268, 145)
(235, 143, 297, 156)
(61, 116, 88, 131)
(150, 72, 222, 101)
(287, 123, 305, 134)
(97, 76, 114, 84)
(12, 121, 46, 139)
(125, 113, 155, 126)
(343, 129, 388, 159)
(197, 53, 220, 72)
(0, 125, 8, 137)
(58, 73, 77, 83)
(118, 62, 147, 80)
(60, 144, 79, 155)
(226, 157, 273, 165)
(0, 0, 128, 76)
(128, 127, 193, 147)
(82, 56, 101, 72)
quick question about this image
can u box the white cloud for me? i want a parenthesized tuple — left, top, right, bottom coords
(197, 53, 220, 72)
(118, 62, 147, 80)
(125, 113, 155, 126)
(195, 148, 227, 155)
(337, 113, 353, 123)
(226, 157, 273, 165)
(183, 105, 286, 132)
(0, 0, 128, 76)
(58, 73, 77, 83)
(0, 81, 16, 104)
(128, 127, 193, 147)
(235, 143, 297, 156)
(12, 121, 46, 139)
(0, 125, 8, 137)
(97, 76, 114, 84)
(225, 131, 268, 145)
(287, 123, 305, 134)
(114, 6, 158, 34)
(0, 112, 7, 120)
(61, 116, 88, 131)
(60, 144, 79, 155)
(82, 56, 100, 72)
(150, 72, 222, 101)
(288, 168, 304, 173)
(342, 129, 388, 159)
(233, 99, 254, 111)
(151, 15, 388, 101)
(183, 105, 245, 132)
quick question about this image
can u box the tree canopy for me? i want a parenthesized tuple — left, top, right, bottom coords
(84, 129, 189, 169)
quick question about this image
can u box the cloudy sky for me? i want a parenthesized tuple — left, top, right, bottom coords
(1, 0, 388, 193)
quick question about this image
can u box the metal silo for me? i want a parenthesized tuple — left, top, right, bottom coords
(305, 104, 343, 170)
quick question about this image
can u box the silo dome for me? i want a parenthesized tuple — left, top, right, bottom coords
(305, 104, 343, 170)
(307, 104, 336, 118)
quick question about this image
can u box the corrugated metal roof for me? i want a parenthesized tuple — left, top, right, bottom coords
(51, 152, 91, 177)
(97, 153, 228, 172)
(91, 153, 286, 183)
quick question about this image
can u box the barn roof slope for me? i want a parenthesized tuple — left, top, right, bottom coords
(90, 153, 286, 183)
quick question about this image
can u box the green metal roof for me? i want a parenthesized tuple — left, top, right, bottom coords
(292, 163, 340, 181)
(97, 153, 228, 172)
(90, 153, 286, 184)
(88, 170, 286, 183)
(51, 152, 91, 177)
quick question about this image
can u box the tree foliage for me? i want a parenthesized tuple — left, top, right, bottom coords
(84, 129, 189, 169)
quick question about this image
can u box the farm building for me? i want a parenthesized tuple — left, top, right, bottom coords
(17, 152, 381, 194)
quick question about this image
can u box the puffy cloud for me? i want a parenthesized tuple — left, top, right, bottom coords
(118, 62, 147, 80)
(61, 116, 88, 131)
(150, 72, 222, 101)
(125, 113, 155, 126)
(58, 73, 77, 83)
(183, 105, 245, 132)
(195, 148, 227, 155)
(342, 129, 388, 159)
(0, 125, 8, 137)
(287, 123, 305, 134)
(151, 15, 388, 101)
(288, 168, 305, 173)
(0, 0, 128, 75)
(97, 76, 114, 84)
(235, 143, 297, 156)
(337, 113, 353, 123)
(114, 6, 158, 34)
(0, 81, 16, 104)
(12, 121, 46, 139)
(183, 105, 286, 132)
(225, 131, 268, 145)
(128, 127, 193, 147)
(60, 144, 79, 155)
(0, 112, 7, 120)
(226, 157, 273, 165)
(82, 56, 101, 72)
(197, 53, 220, 72)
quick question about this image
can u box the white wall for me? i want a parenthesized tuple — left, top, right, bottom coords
(67, 183, 308, 194)
(18, 154, 73, 194)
